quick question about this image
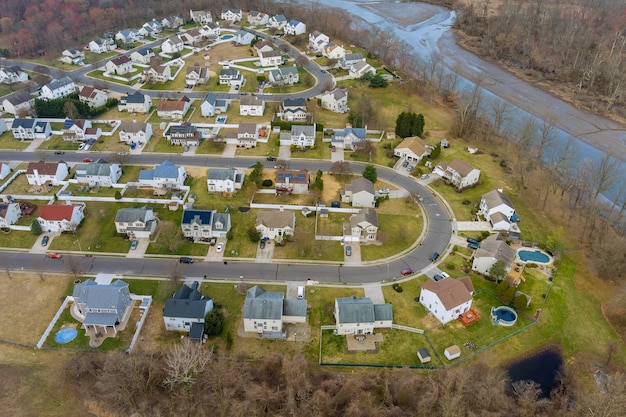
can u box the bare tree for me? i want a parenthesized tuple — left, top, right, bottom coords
(329, 161, 352, 176)
(168, 260, 183, 287)
(65, 256, 82, 279)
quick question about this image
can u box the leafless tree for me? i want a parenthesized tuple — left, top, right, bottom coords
(329, 161, 352, 176)
(65, 255, 82, 279)
(164, 339, 213, 395)
(168, 260, 183, 287)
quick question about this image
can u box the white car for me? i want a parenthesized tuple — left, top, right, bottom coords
(216, 242, 225, 253)
(378, 188, 390, 195)
(421, 174, 430, 179)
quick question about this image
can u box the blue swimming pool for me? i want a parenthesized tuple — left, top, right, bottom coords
(518, 249, 550, 263)
(221, 35, 233, 40)
(491, 306, 518, 326)
(55, 327, 78, 344)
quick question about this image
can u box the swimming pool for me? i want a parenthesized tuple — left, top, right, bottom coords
(517, 249, 551, 264)
(216, 115, 227, 124)
(221, 35, 233, 40)
(491, 306, 518, 326)
(55, 327, 78, 344)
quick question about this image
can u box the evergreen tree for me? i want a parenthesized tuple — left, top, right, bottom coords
(411, 113, 425, 137)
(362, 164, 378, 183)
(31, 219, 42, 235)
(204, 309, 224, 336)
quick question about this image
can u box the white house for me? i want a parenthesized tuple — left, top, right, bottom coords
(40, 77, 76, 100)
(346, 208, 378, 242)
(247, 11, 269, 26)
(394, 136, 433, 163)
(74, 159, 122, 187)
(240, 95, 265, 116)
(200, 92, 229, 117)
(480, 189, 517, 231)
(420, 277, 474, 325)
(0, 203, 20, 228)
(62, 119, 92, 142)
(88, 38, 115, 53)
(233, 30, 255, 45)
(339, 52, 365, 69)
(471, 234, 517, 276)
(256, 211, 296, 240)
(243, 285, 306, 336)
(275, 169, 309, 195)
(117, 91, 152, 113)
(0, 66, 28, 84)
(349, 61, 377, 79)
(11, 119, 51, 140)
(236, 123, 259, 148)
(26, 161, 68, 185)
(130, 47, 155, 64)
(168, 122, 200, 146)
(220, 8, 242, 22)
(334, 296, 393, 335)
(37, 203, 85, 233)
(143, 64, 171, 84)
(280, 98, 309, 121)
(72, 279, 132, 336)
(279, 124, 316, 147)
(341, 177, 376, 208)
(207, 167, 244, 193)
(114, 207, 157, 238)
(179, 28, 203, 46)
(2, 91, 34, 116)
(199, 22, 221, 38)
(160, 36, 185, 54)
(284, 19, 306, 35)
(219, 68, 244, 86)
(105, 55, 132, 75)
(60, 48, 84, 65)
(320, 88, 349, 113)
(331, 127, 366, 150)
(185, 65, 209, 87)
(323, 44, 346, 60)
(181, 209, 231, 240)
(433, 159, 481, 190)
(138, 160, 187, 189)
(139, 19, 162, 37)
(118, 121, 153, 145)
(259, 49, 283, 67)
(163, 282, 214, 338)
(269, 66, 299, 86)
(115, 29, 141, 44)
(268, 14, 288, 29)
(157, 96, 191, 119)
(78, 86, 108, 108)
(189, 10, 212, 25)
(162, 15, 184, 29)
(308, 31, 329, 52)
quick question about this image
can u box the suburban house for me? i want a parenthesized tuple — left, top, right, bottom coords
(181, 209, 231, 240)
(199, 22, 221, 38)
(240, 96, 265, 116)
(37, 203, 85, 233)
(26, 161, 68, 185)
(130, 47, 155, 64)
(200, 92, 229, 116)
(39, 77, 76, 100)
(160, 35, 185, 54)
(138, 160, 187, 190)
(60, 48, 84, 65)
(323, 43, 346, 59)
(268, 14, 288, 29)
(243, 285, 307, 338)
(74, 159, 122, 187)
(207, 167, 244, 194)
(253, 40, 273, 55)
(480, 189, 518, 231)
(236, 123, 259, 148)
(341, 177, 376, 208)
(334, 296, 393, 335)
(284, 19, 306, 35)
(280, 98, 309, 121)
(219, 67, 244, 86)
(2, 91, 34, 116)
(420, 277, 474, 325)
(308, 31, 330, 52)
(117, 91, 152, 113)
(72, 279, 133, 335)
(394, 136, 433, 163)
(275, 169, 310, 195)
(189, 10, 212, 24)
(144, 64, 171, 84)
(0, 66, 28, 84)
(345, 208, 378, 242)
(320, 88, 349, 113)
(0, 203, 21, 228)
(105, 55, 132, 75)
(11, 119, 51, 140)
(259, 49, 283, 67)
(433, 159, 481, 190)
(168, 122, 200, 146)
(62, 119, 92, 142)
(139, 19, 162, 37)
(268, 66, 299, 86)
(233, 30, 255, 45)
(349, 61, 377, 79)
(163, 282, 214, 339)
(179, 28, 203, 46)
(339, 52, 365, 69)
(157, 96, 191, 119)
(279, 124, 316, 148)
(471, 234, 517, 276)
(0, 162, 10, 179)
(118, 121, 153, 145)
(220, 8, 242, 22)
(185, 65, 209, 87)
(162, 15, 184, 29)
(256, 211, 296, 240)
(331, 127, 366, 150)
(88, 38, 115, 53)
(78, 86, 108, 108)
(248, 11, 269, 26)
(115, 29, 141, 44)
(114, 207, 157, 238)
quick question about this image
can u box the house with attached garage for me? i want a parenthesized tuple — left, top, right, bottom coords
(60, 48, 84, 65)
(118, 121, 153, 145)
(233, 30, 255, 45)
(220, 8, 242, 22)
(0, 66, 28, 84)
(200, 92, 229, 117)
(37, 203, 85, 233)
(181, 209, 231, 240)
(247, 11, 269, 26)
(243, 285, 307, 338)
(115, 29, 141, 44)
(341, 177, 376, 208)
(259, 49, 283, 67)
(419, 277, 474, 325)
(26, 161, 69, 185)
(115, 207, 157, 238)
(284, 19, 306, 35)
(279, 124, 316, 147)
(168, 122, 200, 146)
(189, 10, 212, 25)
(275, 169, 309, 195)
(40, 77, 76, 100)
(138, 160, 187, 190)
(308, 31, 330, 52)
(62, 119, 92, 142)
(139, 19, 162, 37)
(256, 211, 296, 240)
(105, 55, 132, 75)
(219, 67, 244, 86)
(433, 159, 481, 190)
(11, 119, 51, 140)
(179, 28, 204, 46)
(117, 91, 152, 114)
(186, 65, 209, 87)
(268, 14, 288, 29)
(323, 43, 346, 60)
(345, 208, 378, 242)
(162, 15, 184, 29)
(234, 123, 259, 148)
(349, 61, 376, 79)
(269, 66, 299, 86)
(240, 96, 265, 116)
(471, 234, 517, 276)
(163, 282, 214, 339)
(207, 167, 244, 194)
(78, 86, 108, 108)
(280, 98, 309, 121)
(334, 296, 392, 335)
(479, 189, 518, 232)
(130, 47, 155, 65)
(88, 38, 115, 53)
(331, 127, 366, 150)
(72, 279, 133, 336)
(74, 159, 122, 187)
(339, 52, 365, 69)
(394, 136, 433, 164)
(320, 88, 349, 113)
(157, 96, 190, 119)
(144, 64, 171, 84)
(199, 22, 221, 38)
(2, 91, 34, 116)
(0, 203, 21, 228)
(160, 35, 185, 54)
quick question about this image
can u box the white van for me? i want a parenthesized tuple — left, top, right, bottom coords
(297, 286, 305, 300)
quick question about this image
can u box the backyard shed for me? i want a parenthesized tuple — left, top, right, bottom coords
(417, 348, 431, 363)
(444, 345, 461, 360)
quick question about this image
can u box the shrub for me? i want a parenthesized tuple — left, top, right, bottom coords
(392, 283, 403, 293)
(261, 179, 273, 187)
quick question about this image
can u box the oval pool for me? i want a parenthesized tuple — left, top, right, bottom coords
(55, 327, 78, 344)
(517, 249, 551, 264)
(491, 306, 518, 326)
(221, 35, 233, 40)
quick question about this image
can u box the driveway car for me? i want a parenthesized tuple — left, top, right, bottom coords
(407, 165, 414, 172)
(401, 268, 414, 276)
(209, 237, 217, 246)
(402, 161, 409, 168)
(378, 188, 390, 195)
(467, 237, 480, 245)
(421, 174, 430, 179)
(430, 252, 440, 262)
(179, 257, 194, 263)
(47, 252, 62, 259)
(259, 240, 266, 249)
(345, 245, 352, 256)
(468, 242, 480, 250)
(433, 274, 444, 281)
(130, 240, 138, 250)
(216, 242, 225, 253)
(440, 272, 450, 279)
(41, 235, 49, 246)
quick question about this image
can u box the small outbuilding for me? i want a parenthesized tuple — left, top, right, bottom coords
(444, 345, 461, 360)
(417, 348, 431, 364)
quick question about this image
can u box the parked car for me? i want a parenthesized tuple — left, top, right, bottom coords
(407, 165, 414, 172)
(421, 174, 430, 179)
(117, 152, 129, 156)
(41, 235, 49, 246)
(417, 194, 424, 202)
(331, 146, 337, 152)
(179, 256, 194, 264)
(47, 252, 62, 259)
(266, 156, 277, 161)
(433, 274, 444, 281)
(401, 268, 414, 276)
(54, 151, 65, 155)
(83, 158, 93, 163)
(467, 237, 480, 245)
(209, 237, 217, 246)
(430, 252, 440, 262)
(78, 143, 86, 150)
(468, 242, 480, 250)
(378, 188, 390, 195)
(130, 240, 138, 250)
(401, 161, 409, 168)
(331, 200, 341, 208)
(259, 240, 266, 249)
(345, 245, 352, 256)
(440, 272, 450, 279)
(216, 242, 225, 253)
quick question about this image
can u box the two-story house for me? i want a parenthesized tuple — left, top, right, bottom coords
(256, 211, 296, 240)
(323, 43, 346, 60)
(74, 159, 122, 187)
(143, 64, 171, 84)
(114, 207, 157, 238)
(479, 189, 517, 231)
(331, 127, 366, 150)
(268, 14, 288, 29)
(189, 10, 212, 24)
(162, 15, 184, 29)
(284, 19, 306, 35)
(139, 19, 162, 37)
(181, 209, 231, 240)
(220, 8, 242, 22)
(259, 49, 283, 67)
(0, 203, 21, 228)
(105, 55, 132, 75)
(160, 35, 185, 54)
(199, 22, 221, 38)
(345, 208, 378, 242)
(339, 52, 365, 69)
(138, 160, 187, 190)
(72, 279, 133, 336)
(88, 38, 115, 53)
(471, 234, 517, 276)
(62, 119, 92, 142)
(394, 136, 433, 164)
(163, 282, 214, 339)
(60, 48, 84, 65)
(207, 167, 244, 194)
(268, 66, 299, 86)
(115, 29, 141, 44)
(236, 123, 259, 148)
(200, 92, 229, 117)
(78, 86, 108, 108)
(179, 28, 204, 46)
(117, 91, 152, 113)
(185, 65, 209, 88)
(334, 296, 392, 335)
(308, 31, 329, 52)
(26, 161, 69, 185)
(130, 47, 155, 65)
(219, 67, 244, 86)
(0, 66, 28, 84)
(168, 122, 200, 146)
(239, 96, 265, 116)
(118, 121, 153, 145)
(341, 177, 376, 208)
(243, 285, 306, 337)
(349, 61, 377, 79)
(275, 169, 309, 195)
(37, 203, 85, 233)
(320, 88, 349, 113)
(280, 98, 309, 121)
(233, 30, 255, 45)
(40, 77, 76, 100)
(157, 96, 190, 119)
(11, 119, 51, 140)
(2, 91, 34, 116)
(420, 277, 474, 325)
(247, 11, 269, 26)
(279, 124, 316, 148)
(433, 159, 481, 190)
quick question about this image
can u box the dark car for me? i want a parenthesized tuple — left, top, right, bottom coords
(266, 156, 277, 161)
(209, 237, 217, 246)
(179, 257, 194, 264)
(401, 268, 414, 276)
(54, 151, 65, 155)
(430, 252, 440, 262)
(260, 240, 266, 249)
(467, 237, 480, 245)
(41, 235, 49, 246)
(468, 242, 480, 250)
(331, 200, 341, 208)
(433, 274, 444, 281)
(345, 245, 352, 256)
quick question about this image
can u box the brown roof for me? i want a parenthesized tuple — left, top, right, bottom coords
(396, 136, 428, 157)
(422, 277, 473, 310)
(256, 211, 295, 228)
(448, 159, 476, 177)
(110, 55, 130, 66)
(158, 97, 187, 111)
(27, 161, 62, 176)
(37, 204, 76, 221)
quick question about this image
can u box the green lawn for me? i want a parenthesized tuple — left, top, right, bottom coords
(0, 131, 31, 150)
(0, 229, 38, 249)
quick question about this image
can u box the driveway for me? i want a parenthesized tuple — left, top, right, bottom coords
(221, 144, 237, 158)
(456, 221, 492, 231)
(330, 147, 344, 162)
(30, 234, 54, 254)
(255, 239, 274, 263)
(125, 238, 149, 258)
(278, 144, 291, 161)
(343, 242, 361, 265)
(363, 283, 385, 304)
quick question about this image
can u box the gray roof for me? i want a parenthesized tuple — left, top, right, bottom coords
(45, 77, 73, 91)
(283, 299, 307, 317)
(283, 98, 306, 108)
(243, 285, 284, 320)
(345, 177, 375, 194)
(212, 213, 230, 230)
(373, 304, 393, 321)
(124, 91, 148, 104)
(119, 121, 148, 133)
(474, 234, 517, 265)
(482, 189, 514, 210)
(203, 92, 217, 105)
(182, 209, 213, 226)
(343, 52, 363, 61)
(336, 296, 375, 324)
(220, 68, 239, 77)
(240, 95, 263, 106)
(238, 123, 257, 134)
(11, 118, 35, 129)
(291, 124, 315, 137)
(350, 208, 378, 228)
(75, 160, 112, 177)
(207, 167, 237, 181)
(256, 211, 295, 229)
(4, 91, 32, 106)
(163, 283, 212, 319)
(448, 159, 477, 177)
(139, 160, 180, 180)
(115, 207, 152, 223)
(72, 279, 131, 325)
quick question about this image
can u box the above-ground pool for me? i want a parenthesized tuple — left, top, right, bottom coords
(517, 249, 551, 264)
(491, 306, 518, 326)
(55, 327, 78, 344)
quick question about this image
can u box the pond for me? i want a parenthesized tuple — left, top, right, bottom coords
(506, 348, 563, 398)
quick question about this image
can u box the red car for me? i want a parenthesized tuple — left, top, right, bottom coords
(83, 158, 94, 163)
(401, 268, 414, 276)
(47, 252, 63, 259)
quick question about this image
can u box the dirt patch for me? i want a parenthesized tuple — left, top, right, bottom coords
(320, 174, 342, 202)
